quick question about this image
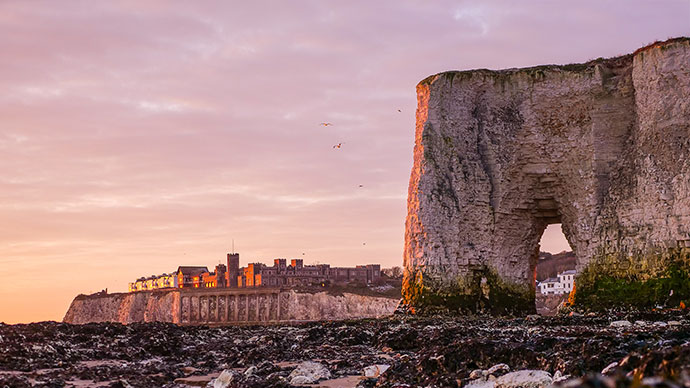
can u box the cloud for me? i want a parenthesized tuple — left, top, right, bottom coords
(0, 0, 688, 323)
(454, 5, 490, 36)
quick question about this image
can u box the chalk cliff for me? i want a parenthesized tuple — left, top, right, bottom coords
(63, 289, 399, 324)
(63, 291, 181, 325)
(403, 38, 690, 313)
(282, 290, 399, 321)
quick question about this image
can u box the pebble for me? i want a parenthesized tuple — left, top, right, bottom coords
(290, 375, 314, 385)
(487, 363, 510, 377)
(208, 370, 237, 388)
(552, 370, 571, 383)
(601, 361, 618, 375)
(363, 364, 390, 378)
(610, 320, 632, 327)
(495, 370, 552, 388)
(429, 354, 445, 363)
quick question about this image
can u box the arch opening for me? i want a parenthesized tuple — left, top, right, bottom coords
(534, 223, 577, 315)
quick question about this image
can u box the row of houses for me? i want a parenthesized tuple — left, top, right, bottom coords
(128, 267, 211, 292)
(129, 253, 382, 292)
(537, 269, 576, 295)
(129, 273, 178, 291)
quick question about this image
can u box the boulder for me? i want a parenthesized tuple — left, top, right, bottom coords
(288, 361, 331, 385)
(495, 370, 552, 388)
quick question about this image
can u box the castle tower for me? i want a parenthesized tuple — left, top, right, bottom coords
(214, 264, 227, 288)
(226, 253, 240, 287)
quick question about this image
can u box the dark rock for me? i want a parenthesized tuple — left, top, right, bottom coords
(0, 312, 687, 387)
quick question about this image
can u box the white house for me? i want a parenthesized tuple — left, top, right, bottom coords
(558, 270, 576, 293)
(128, 272, 179, 292)
(538, 269, 576, 295)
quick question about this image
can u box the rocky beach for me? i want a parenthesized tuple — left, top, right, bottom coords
(1, 309, 689, 387)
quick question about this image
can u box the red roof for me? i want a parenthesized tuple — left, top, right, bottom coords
(176, 266, 209, 275)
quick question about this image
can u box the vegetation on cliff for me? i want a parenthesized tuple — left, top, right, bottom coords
(574, 248, 690, 310)
(403, 266, 534, 316)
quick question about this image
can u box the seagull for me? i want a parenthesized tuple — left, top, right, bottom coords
(333, 143, 343, 149)
(320, 122, 333, 126)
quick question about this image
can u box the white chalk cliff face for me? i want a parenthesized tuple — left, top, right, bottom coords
(63, 291, 181, 324)
(63, 290, 398, 324)
(403, 38, 690, 314)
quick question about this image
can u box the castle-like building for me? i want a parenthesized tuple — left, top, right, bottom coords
(128, 253, 382, 292)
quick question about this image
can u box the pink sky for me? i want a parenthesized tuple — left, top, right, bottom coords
(1, 1, 688, 323)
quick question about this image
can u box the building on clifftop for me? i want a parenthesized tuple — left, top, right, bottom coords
(176, 266, 209, 288)
(237, 258, 382, 288)
(128, 252, 383, 291)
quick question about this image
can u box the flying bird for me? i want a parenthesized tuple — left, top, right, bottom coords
(333, 143, 343, 149)
(397, 109, 402, 112)
(358, 184, 364, 188)
(320, 122, 333, 126)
